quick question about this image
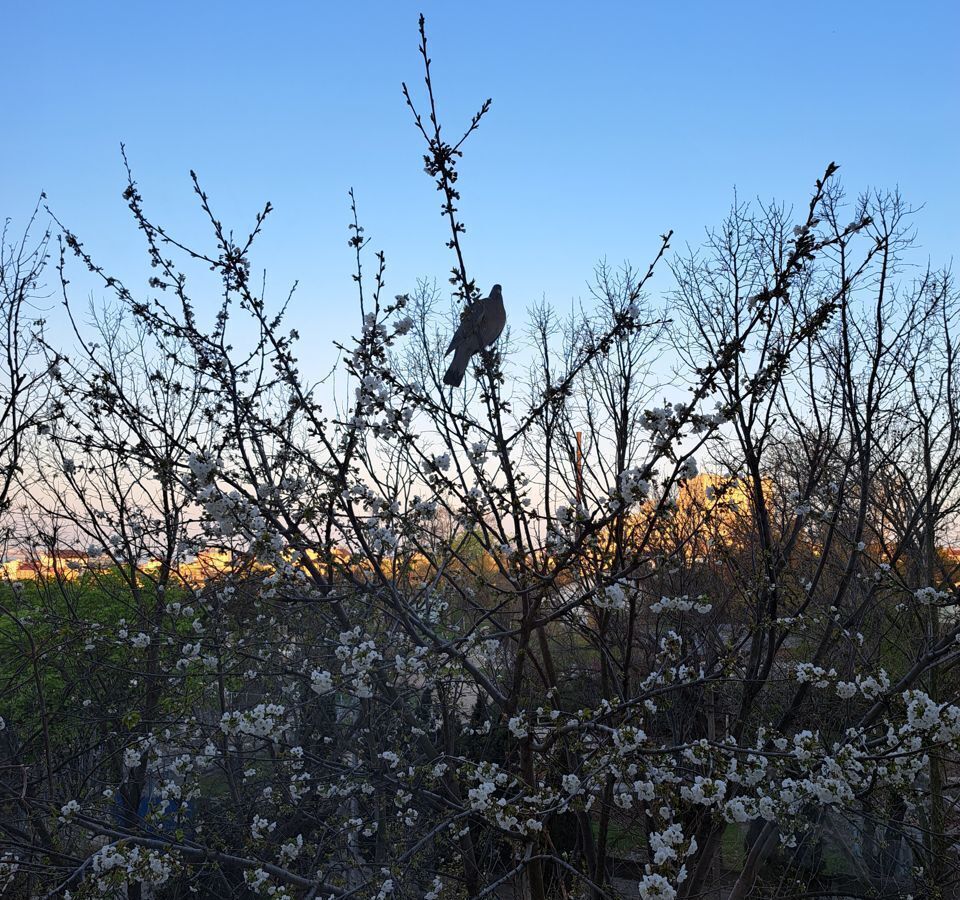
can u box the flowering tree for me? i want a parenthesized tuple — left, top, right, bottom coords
(2, 18, 960, 900)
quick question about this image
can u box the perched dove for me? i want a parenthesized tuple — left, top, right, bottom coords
(443, 284, 507, 387)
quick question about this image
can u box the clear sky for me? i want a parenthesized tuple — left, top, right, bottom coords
(3, 1, 957, 374)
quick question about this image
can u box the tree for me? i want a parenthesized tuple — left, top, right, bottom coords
(1, 17, 960, 900)
(0, 201, 54, 519)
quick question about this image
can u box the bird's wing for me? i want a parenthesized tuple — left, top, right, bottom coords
(484, 300, 506, 345)
(445, 300, 487, 355)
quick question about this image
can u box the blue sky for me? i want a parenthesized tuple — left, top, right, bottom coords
(3, 1, 957, 373)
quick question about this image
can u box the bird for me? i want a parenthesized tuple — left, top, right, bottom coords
(443, 284, 506, 387)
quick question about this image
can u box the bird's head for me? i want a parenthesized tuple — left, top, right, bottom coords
(491, 284, 502, 299)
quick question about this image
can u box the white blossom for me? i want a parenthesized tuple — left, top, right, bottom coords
(310, 669, 333, 694)
(639, 872, 677, 900)
(562, 773, 582, 795)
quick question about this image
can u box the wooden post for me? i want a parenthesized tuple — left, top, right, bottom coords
(576, 431, 583, 506)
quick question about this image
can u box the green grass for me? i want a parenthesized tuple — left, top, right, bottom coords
(721, 823, 747, 870)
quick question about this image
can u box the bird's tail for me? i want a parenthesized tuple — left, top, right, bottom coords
(443, 346, 470, 387)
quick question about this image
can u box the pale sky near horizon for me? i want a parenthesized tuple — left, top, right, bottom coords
(2, 1, 957, 376)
